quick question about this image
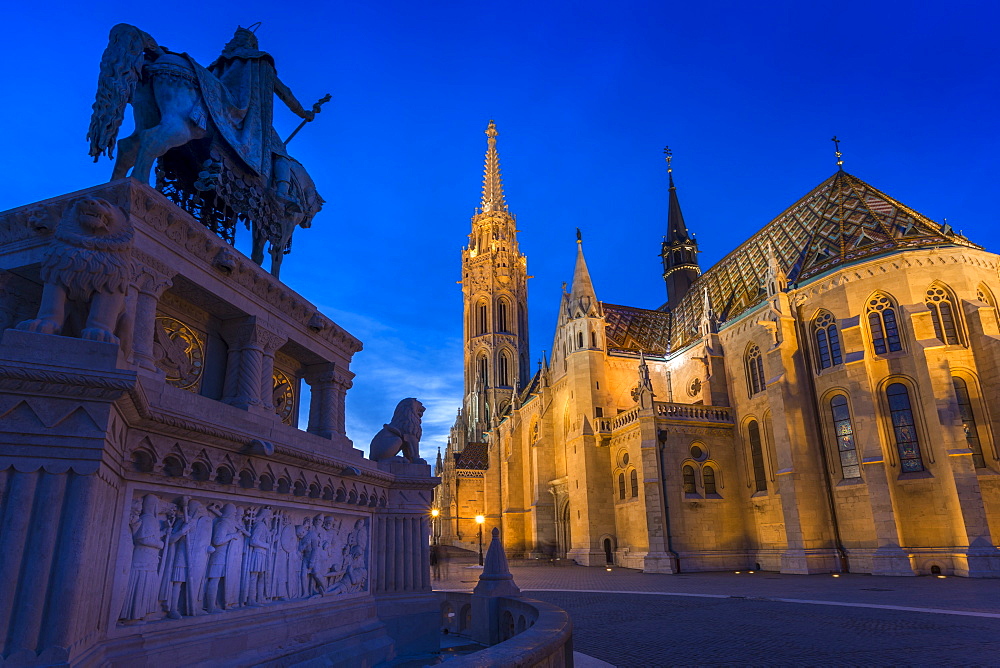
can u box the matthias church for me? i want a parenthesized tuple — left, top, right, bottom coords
(434, 122, 1000, 577)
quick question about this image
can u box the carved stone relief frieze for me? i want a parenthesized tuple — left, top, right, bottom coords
(117, 490, 370, 625)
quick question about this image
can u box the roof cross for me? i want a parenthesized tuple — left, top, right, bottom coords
(831, 136, 844, 169)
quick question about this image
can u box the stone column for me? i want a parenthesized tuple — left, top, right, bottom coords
(130, 256, 174, 374)
(222, 320, 281, 411)
(305, 363, 354, 439)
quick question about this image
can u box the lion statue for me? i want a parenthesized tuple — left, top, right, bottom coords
(17, 196, 133, 345)
(369, 398, 425, 463)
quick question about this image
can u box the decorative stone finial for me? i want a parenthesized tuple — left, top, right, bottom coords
(473, 527, 521, 597)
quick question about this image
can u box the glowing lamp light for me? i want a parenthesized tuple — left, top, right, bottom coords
(832, 573, 840, 578)
(748, 570, 755, 574)
(734, 571, 741, 574)
(431, 508, 440, 518)
(605, 567, 612, 572)
(937, 575, 947, 579)
(475, 515, 485, 524)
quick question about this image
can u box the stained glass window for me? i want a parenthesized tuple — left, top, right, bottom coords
(748, 420, 767, 492)
(830, 395, 861, 479)
(868, 295, 902, 354)
(703, 465, 717, 495)
(926, 285, 962, 345)
(746, 345, 766, 397)
(682, 465, 697, 494)
(814, 311, 843, 370)
(886, 383, 924, 472)
(953, 377, 986, 468)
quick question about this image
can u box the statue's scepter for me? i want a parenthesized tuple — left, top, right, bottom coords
(284, 94, 332, 146)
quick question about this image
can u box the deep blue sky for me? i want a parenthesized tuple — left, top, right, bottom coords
(2, 1, 997, 455)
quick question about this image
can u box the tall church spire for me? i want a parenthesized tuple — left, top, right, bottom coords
(481, 120, 507, 213)
(457, 121, 530, 443)
(660, 147, 701, 311)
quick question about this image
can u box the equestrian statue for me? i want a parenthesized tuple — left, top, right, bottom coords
(87, 23, 328, 278)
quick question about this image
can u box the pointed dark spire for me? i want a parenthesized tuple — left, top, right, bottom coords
(481, 120, 507, 213)
(661, 147, 701, 310)
(664, 146, 691, 243)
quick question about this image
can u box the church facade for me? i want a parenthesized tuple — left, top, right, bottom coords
(435, 124, 1000, 577)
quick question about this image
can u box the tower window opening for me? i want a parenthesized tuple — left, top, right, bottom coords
(578, 332, 584, 349)
(498, 298, 509, 332)
(478, 301, 489, 335)
(618, 472, 626, 500)
(630, 469, 639, 497)
(498, 352, 510, 387)
(477, 356, 488, 388)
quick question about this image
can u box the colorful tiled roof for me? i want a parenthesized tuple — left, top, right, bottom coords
(455, 442, 489, 470)
(603, 303, 671, 356)
(605, 170, 980, 356)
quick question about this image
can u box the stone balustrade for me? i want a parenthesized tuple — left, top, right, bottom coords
(611, 406, 639, 430)
(654, 401, 734, 423)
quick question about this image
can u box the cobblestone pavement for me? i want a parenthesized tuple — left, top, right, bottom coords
(433, 563, 1000, 665)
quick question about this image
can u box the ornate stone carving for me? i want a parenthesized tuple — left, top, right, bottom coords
(153, 316, 205, 391)
(16, 197, 134, 344)
(369, 398, 425, 463)
(117, 490, 369, 624)
(272, 368, 295, 425)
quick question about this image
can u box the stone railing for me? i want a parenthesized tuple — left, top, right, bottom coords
(596, 418, 612, 433)
(654, 401, 734, 423)
(612, 406, 640, 430)
(438, 592, 573, 667)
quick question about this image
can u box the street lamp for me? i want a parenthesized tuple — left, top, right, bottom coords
(475, 514, 485, 565)
(430, 508, 440, 545)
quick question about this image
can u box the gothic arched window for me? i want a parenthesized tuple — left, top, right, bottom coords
(498, 351, 511, 387)
(953, 377, 986, 468)
(682, 465, 697, 494)
(630, 469, 639, 497)
(925, 284, 963, 345)
(745, 344, 766, 397)
(867, 294, 902, 354)
(618, 472, 626, 500)
(477, 355, 488, 388)
(747, 420, 767, 492)
(703, 465, 717, 495)
(886, 383, 924, 472)
(977, 284, 996, 307)
(813, 311, 842, 370)
(477, 301, 488, 336)
(830, 395, 861, 479)
(577, 332, 584, 349)
(497, 298, 509, 332)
